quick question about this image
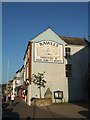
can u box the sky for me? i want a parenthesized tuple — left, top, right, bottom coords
(2, 2, 89, 84)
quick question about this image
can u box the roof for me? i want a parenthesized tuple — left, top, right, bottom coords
(60, 36, 90, 46)
(23, 28, 90, 60)
(16, 65, 24, 74)
(23, 41, 30, 60)
(9, 80, 13, 82)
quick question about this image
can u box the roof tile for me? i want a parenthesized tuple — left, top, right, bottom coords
(60, 36, 90, 46)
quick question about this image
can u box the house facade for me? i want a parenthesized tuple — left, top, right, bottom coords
(6, 80, 13, 95)
(23, 28, 90, 106)
(13, 65, 24, 99)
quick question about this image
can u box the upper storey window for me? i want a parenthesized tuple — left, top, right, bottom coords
(65, 47, 71, 58)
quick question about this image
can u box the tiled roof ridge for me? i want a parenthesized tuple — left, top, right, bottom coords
(60, 36, 84, 39)
(60, 36, 90, 46)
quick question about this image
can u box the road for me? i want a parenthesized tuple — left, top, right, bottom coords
(2, 97, 90, 120)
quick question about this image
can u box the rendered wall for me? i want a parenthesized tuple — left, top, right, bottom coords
(27, 28, 89, 105)
(30, 28, 68, 103)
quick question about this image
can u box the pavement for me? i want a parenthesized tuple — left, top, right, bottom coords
(2, 97, 90, 120)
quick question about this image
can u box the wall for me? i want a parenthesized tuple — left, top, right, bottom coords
(31, 44, 88, 102)
(88, 46, 90, 63)
(30, 28, 68, 103)
(26, 28, 89, 105)
(67, 45, 88, 101)
(13, 79, 16, 95)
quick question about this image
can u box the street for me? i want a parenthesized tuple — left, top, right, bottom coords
(2, 97, 90, 120)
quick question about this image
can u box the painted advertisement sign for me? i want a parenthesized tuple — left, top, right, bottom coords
(34, 41, 63, 63)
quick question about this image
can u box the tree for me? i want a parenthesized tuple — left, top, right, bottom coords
(31, 72, 46, 98)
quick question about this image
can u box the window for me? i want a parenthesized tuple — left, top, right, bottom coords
(54, 91, 63, 99)
(65, 64, 72, 77)
(65, 47, 71, 58)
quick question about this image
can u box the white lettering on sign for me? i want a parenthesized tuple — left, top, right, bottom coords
(34, 41, 63, 63)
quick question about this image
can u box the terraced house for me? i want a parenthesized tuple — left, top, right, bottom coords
(23, 28, 90, 106)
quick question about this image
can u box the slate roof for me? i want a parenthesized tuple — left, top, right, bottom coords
(60, 36, 90, 46)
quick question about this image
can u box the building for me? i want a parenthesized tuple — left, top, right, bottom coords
(12, 78, 16, 96)
(13, 65, 24, 100)
(23, 28, 90, 106)
(6, 80, 13, 95)
(86, 63, 90, 101)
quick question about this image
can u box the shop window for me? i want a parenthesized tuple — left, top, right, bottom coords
(65, 64, 72, 77)
(65, 47, 71, 58)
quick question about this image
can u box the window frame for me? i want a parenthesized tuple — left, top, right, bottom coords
(65, 47, 71, 58)
(65, 64, 72, 77)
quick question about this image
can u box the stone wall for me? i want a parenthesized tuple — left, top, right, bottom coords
(31, 98, 52, 106)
